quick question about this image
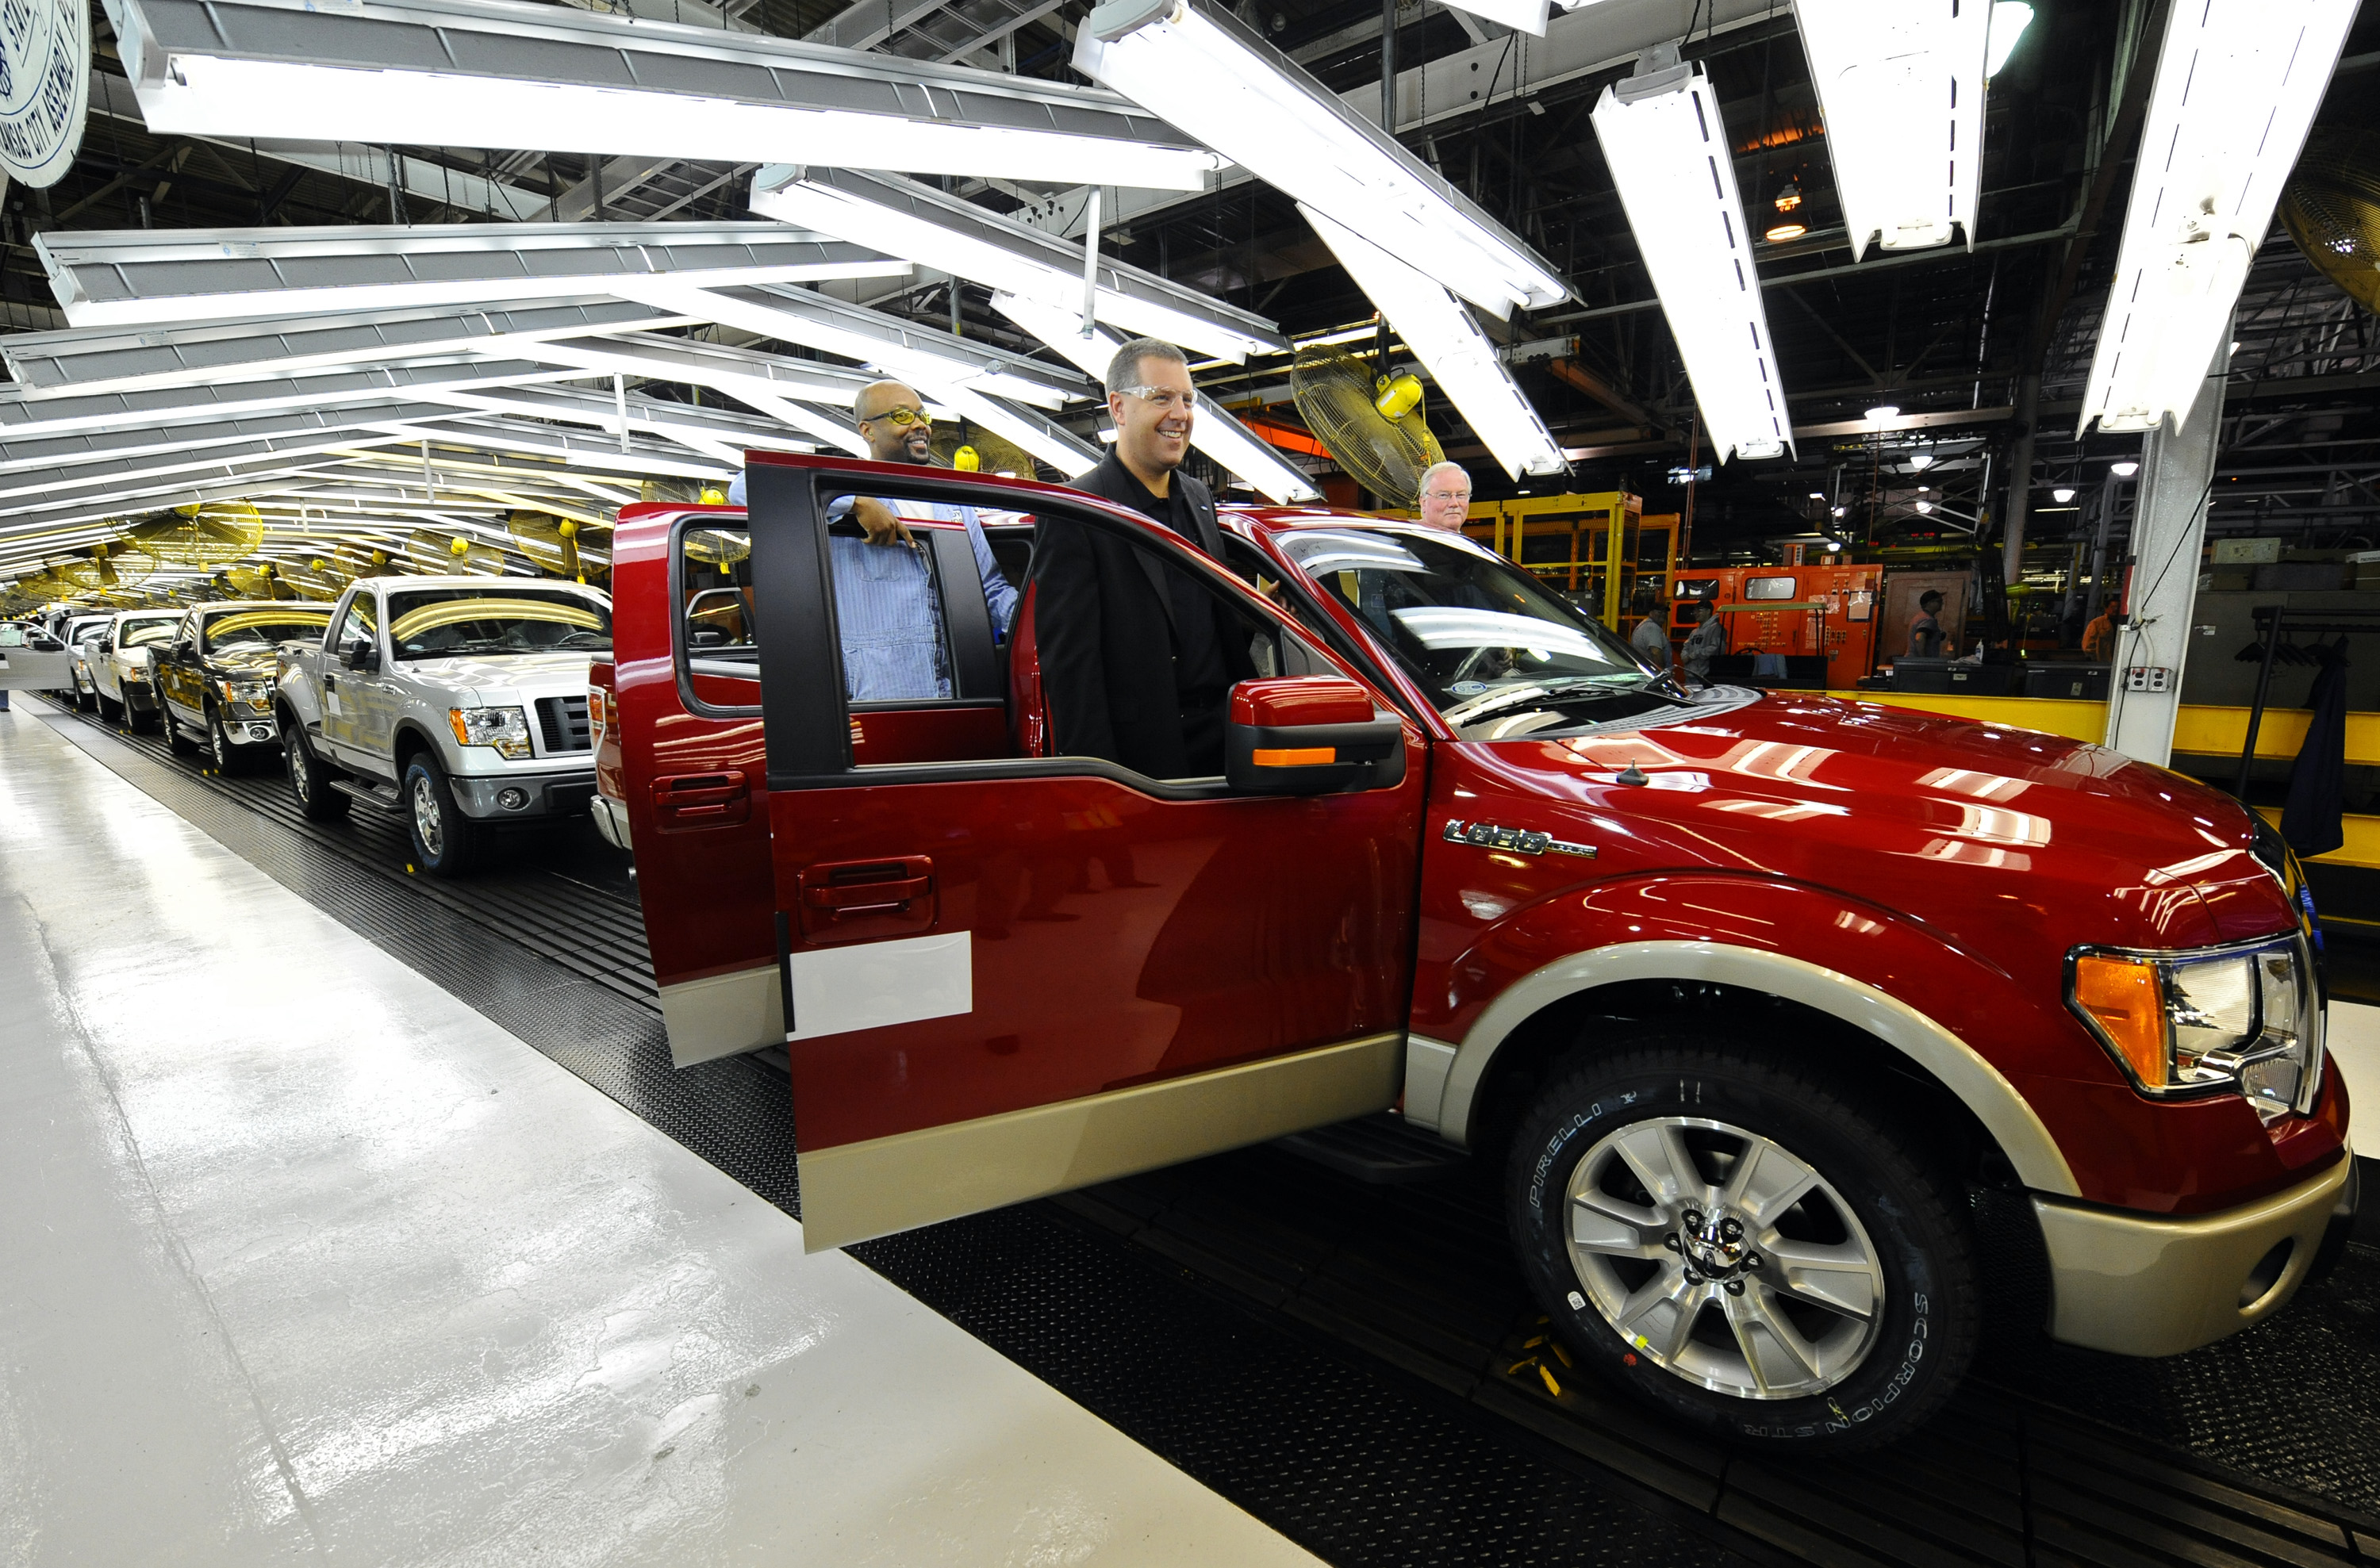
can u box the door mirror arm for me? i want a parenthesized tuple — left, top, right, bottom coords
(343, 639, 382, 673)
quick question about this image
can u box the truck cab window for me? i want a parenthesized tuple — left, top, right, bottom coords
(681, 527, 756, 664)
(334, 594, 378, 652)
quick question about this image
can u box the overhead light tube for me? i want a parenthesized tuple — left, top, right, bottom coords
(1075, 0, 1568, 320)
(2076, 0, 2356, 435)
(1590, 47, 1793, 464)
(1795, 0, 1991, 257)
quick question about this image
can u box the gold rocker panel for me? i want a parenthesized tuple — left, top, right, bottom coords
(798, 1031, 1405, 1252)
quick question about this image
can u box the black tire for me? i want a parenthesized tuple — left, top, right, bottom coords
(96, 689, 122, 723)
(165, 703, 199, 757)
(403, 753, 482, 876)
(75, 682, 94, 712)
(284, 720, 351, 822)
(207, 707, 242, 773)
(1506, 1033, 1979, 1452)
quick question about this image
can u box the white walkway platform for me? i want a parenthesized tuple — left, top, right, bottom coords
(0, 702, 1320, 1566)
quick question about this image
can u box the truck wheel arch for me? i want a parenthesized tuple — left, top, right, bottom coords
(1416, 940, 2081, 1198)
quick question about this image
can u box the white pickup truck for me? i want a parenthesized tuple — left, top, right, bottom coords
(274, 576, 613, 875)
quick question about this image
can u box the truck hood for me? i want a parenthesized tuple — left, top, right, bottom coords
(390, 650, 599, 698)
(1467, 691, 2294, 955)
(205, 648, 280, 680)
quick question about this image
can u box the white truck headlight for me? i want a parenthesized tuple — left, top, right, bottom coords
(447, 705, 532, 760)
(2067, 937, 2324, 1123)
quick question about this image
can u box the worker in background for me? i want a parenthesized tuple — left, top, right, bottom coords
(728, 380, 1018, 702)
(1415, 461, 1472, 531)
(1629, 585, 1671, 672)
(1680, 600, 1726, 685)
(1041, 336, 1257, 779)
(1907, 589, 1949, 659)
(2083, 603, 2121, 664)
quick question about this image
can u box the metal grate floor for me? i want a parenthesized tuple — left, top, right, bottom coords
(33, 693, 2380, 1568)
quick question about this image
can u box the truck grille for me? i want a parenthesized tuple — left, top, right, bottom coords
(536, 695, 593, 753)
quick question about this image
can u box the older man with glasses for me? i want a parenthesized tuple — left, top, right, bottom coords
(1035, 335, 1257, 779)
(1415, 461, 1472, 531)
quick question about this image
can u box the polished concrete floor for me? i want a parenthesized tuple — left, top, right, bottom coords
(0, 704, 1322, 1566)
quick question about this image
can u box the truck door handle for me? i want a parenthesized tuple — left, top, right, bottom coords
(801, 857, 933, 914)
(322, 674, 336, 691)
(652, 770, 750, 827)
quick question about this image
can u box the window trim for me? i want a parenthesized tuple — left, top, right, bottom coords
(745, 462, 1386, 801)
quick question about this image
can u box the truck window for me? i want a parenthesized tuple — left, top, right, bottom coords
(116, 616, 179, 648)
(1276, 527, 1683, 738)
(384, 589, 611, 659)
(333, 594, 378, 651)
(203, 609, 335, 652)
(681, 527, 756, 661)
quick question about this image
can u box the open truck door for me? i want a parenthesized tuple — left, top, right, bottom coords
(744, 454, 1428, 1250)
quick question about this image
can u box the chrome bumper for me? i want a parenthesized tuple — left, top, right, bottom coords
(2034, 1155, 2354, 1356)
(591, 792, 633, 853)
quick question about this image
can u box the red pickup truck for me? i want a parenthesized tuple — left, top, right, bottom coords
(598, 452, 2355, 1451)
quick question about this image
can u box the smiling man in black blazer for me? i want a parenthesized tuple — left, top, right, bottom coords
(1036, 336, 1256, 779)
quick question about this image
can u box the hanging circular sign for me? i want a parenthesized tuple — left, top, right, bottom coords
(0, 0, 88, 188)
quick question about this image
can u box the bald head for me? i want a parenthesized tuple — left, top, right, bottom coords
(854, 379, 932, 463)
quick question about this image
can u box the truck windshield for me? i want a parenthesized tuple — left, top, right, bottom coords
(117, 617, 179, 647)
(202, 610, 334, 652)
(1275, 526, 1688, 738)
(385, 590, 612, 659)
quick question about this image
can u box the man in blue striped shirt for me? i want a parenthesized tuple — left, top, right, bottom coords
(731, 379, 1018, 702)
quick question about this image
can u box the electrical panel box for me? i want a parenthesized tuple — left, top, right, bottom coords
(2212, 539, 2282, 565)
(2125, 665, 2173, 692)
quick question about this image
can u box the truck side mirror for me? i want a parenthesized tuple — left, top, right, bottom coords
(171, 638, 194, 658)
(343, 638, 381, 672)
(1224, 677, 1406, 796)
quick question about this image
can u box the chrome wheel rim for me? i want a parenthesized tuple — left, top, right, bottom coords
(410, 775, 444, 857)
(1563, 1115, 1885, 1401)
(288, 737, 310, 797)
(211, 720, 229, 769)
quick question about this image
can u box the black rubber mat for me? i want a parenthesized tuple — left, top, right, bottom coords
(33, 692, 2380, 1567)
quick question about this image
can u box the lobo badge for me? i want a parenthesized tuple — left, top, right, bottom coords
(0, 0, 88, 188)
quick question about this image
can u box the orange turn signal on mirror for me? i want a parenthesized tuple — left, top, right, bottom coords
(1253, 747, 1337, 767)
(2072, 955, 2166, 1088)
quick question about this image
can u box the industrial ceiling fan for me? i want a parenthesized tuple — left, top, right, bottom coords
(1289, 344, 1444, 508)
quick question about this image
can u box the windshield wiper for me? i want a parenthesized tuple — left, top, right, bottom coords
(1444, 676, 1634, 726)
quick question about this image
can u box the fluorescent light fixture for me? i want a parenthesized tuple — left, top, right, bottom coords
(2052, 486, 2076, 503)
(1075, 0, 1567, 319)
(991, 290, 1322, 503)
(1589, 48, 1793, 464)
(0, 358, 578, 446)
(1985, 2, 2035, 75)
(1300, 207, 1565, 481)
(1915, 500, 1934, 513)
(1825, 539, 1843, 551)
(1438, 0, 1552, 36)
(749, 167, 1287, 365)
(35, 223, 908, 331)
(1909, 451, 1934, 470)
(1866, 404, 1902, 421)
(2110, 461, 2139, 477)
(103, 0, 1224, 190)
(2077, 0, 2355, 434)
(1795, 0, 1990, 256)
(1831, 506, 1846, 516)
(1809, 491, 1827, 500)
(0, 298, 697, 400)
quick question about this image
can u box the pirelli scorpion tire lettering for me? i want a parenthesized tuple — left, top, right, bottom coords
(1507, 1034, 1979, 1452)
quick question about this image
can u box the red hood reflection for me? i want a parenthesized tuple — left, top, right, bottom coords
(1457, 692, 2292, 955)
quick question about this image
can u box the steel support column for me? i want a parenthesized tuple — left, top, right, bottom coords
(2103, 332, 2228, 767)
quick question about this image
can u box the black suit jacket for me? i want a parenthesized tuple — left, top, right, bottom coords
(1036, 453, 1255, 777)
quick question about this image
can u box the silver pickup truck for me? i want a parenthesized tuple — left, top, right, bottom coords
(275, 576, 612, 875)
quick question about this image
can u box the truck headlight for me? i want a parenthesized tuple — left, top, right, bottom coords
(2068, 937, 2324, 1123)
(221, 677, 274, 713)
(447, 705, 532, 759)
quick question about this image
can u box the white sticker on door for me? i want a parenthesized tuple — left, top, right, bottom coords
(785, 932, 972, 1041)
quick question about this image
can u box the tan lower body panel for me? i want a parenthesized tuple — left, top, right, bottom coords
(798, 1031, 1404, 1252)
(2033, 1155, 2351, 1356)
(658, 963, 781, 1068)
